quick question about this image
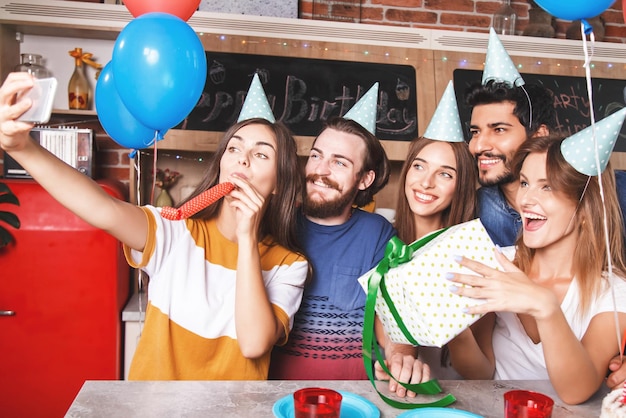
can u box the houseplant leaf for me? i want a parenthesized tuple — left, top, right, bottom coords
(0, 182, 20, 248)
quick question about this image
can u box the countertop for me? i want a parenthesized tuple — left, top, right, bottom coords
(65, 379, 608, 417)
(122, 292, 147, 322)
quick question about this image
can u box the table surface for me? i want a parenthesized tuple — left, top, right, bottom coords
(64, 379, 608, 417)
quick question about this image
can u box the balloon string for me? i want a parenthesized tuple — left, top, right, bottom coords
(521, 85, 533, 130)
(581, 20, 621, 359)
(132, 150, 145, 338)
(150, 138, 158, 205)
(135, 149, 141, 207)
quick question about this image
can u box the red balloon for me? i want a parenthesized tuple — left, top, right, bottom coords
(123, 0, 201, 21)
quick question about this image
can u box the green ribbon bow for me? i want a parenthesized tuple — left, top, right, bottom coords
(362, 231, 457, 409)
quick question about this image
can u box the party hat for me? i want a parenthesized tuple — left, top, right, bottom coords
(237, 73, 276, 123)
(561, 108, 626, 176)
(423, 81, 464, 143)
(482, 27, 525, 87)
(344, 82, 379, 135)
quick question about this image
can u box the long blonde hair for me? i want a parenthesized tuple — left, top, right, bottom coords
(511, 135, 626, 315)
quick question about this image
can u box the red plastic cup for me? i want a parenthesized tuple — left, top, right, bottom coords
(504, 390, 554, 418)
(293, 387, 342, 418)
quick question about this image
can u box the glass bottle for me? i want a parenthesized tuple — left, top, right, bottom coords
(493, 0, 517, 36)
(68, 48, 89, 110)
(155, 188, 173, 207)
(14, 53, 51, 78)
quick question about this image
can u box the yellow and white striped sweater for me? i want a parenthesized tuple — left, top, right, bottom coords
(124, 206, 308, 380)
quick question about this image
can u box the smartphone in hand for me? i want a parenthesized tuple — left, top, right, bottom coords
(17, 77, 58, 124)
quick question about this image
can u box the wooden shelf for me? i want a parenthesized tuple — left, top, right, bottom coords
(52, 108, 97, 116)
(158, 130, 409, 160)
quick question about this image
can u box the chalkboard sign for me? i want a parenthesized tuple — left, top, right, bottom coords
(453, 69, 626, 152)
(178, 52, 418, 141)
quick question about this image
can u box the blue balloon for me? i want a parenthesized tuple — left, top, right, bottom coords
(534, 0, 613, 21)
(96, 62, 158, 149)
(112, 12, 207, 132)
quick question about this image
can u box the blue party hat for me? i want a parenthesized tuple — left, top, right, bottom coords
(482, 27, 525, 87)
(561, 108, 626, 176)
(344, 83, 379, 135)
(237, 73, 276, 123)
(423, 81, 464, 143)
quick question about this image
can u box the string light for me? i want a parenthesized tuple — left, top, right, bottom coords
(131, 33, 622, 183)
(202, 33, 624, 72)
(137, 150, 211, 163)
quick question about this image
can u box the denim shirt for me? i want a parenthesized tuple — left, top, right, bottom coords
(479, 171, 626, 248)
(615, 170, 626, 232)
(477, 185, 521, 247)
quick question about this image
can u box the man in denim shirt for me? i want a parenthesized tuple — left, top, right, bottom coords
(466, 81, 554, 247)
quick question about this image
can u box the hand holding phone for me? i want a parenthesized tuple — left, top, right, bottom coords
(17, 77, 58, 124)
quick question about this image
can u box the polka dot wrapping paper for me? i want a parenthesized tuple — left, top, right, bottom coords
(358, 218, 501, 347)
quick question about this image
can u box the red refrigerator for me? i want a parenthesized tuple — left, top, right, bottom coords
(0, 179, 130, 418)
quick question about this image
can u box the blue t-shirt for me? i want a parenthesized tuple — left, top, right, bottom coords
(479, 170, 626, 247)
(269, 209, 395, 380)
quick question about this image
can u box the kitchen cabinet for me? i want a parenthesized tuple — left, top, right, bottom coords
(0, 179, 129, 418)
(121, 292, 146, 379)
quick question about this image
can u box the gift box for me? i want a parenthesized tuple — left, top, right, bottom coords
(358, 218, 502, 347)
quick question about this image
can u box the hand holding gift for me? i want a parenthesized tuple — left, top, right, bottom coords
(447, 249, 557, 319)
(359, 218, 506, 348)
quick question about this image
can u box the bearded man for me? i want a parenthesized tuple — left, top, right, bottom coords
(269, 114, 429, 397)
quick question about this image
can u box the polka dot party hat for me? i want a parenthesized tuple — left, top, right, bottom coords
(422, 81, 464, 143)
(482, 27, 525, 88)
(237, 73, 276, 123)
(344, 82, 379, 135)
(561, 107, 626, 176)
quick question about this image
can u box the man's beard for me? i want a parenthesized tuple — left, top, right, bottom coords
(477, 153, 515, 187)
(303, 174, 359, 219)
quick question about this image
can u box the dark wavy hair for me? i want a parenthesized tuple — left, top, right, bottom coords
(465, 80, 558, 137)
(179, 118, 304, 256)
(314, 117, 390, 207)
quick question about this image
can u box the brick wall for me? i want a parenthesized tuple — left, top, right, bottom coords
(302, 0, 626, 43)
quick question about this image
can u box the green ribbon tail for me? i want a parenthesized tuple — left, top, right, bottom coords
(362, 234, 456, 409)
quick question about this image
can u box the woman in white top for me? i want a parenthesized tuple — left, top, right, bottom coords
(447, 134, 626, 404)
(0, 72, 309, 380)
